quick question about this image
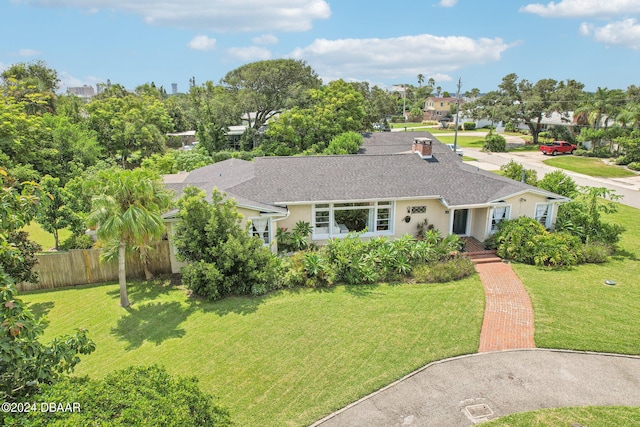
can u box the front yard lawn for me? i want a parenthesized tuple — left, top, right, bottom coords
(24, 277, 484, 426)
(515, 203, 640, 354)
(543, 156, 637, 178)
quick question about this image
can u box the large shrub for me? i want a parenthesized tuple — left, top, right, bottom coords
(483, 133, 507, 152)
(628, 161, 640, 171)
(323, 131, 363, 155)
(174, 187, 279, 299)
(531, 232, 582, 267)
(494, 217, 548, 264)
(555, 187, 625, 245)
(6, 365, 231, 427)
(412, 255, 475, 283)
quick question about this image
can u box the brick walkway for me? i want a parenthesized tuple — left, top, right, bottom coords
(476, 262, 535, 352)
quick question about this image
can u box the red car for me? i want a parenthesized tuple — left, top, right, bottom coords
(539, 141, 577, 156)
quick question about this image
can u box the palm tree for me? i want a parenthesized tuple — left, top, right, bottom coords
(87, 168, 172, 307)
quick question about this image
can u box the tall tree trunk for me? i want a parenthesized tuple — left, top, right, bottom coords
(118, 241, 130, 307)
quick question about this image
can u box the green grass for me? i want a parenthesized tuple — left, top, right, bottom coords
(483, 406, 640, 427)
(435, 135, 486, 148)
(21, 222, 72, 251)
(514, 203, 640, 354)
(462, 156, 477, 162)
(543, 156, 637, 178)
(390, 122, 431, 129)
(23, 277, 484, 426)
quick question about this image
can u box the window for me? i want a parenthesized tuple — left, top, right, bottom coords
(250, 218, 270, 245)
(313, 201, 394, 238)
(535, 203, 552, 228)
(490, 206, 510, 234)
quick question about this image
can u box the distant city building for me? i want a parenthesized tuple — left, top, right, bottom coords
(67, 85, 95, 98)
(171, 83, 178, 94)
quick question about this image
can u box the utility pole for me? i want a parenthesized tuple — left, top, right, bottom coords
(403, 83, 407, 123)
(453, 77, 462, 153)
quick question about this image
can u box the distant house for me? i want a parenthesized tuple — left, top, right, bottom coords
(162, 132, 568, 273)
(423, 97, 460, 121)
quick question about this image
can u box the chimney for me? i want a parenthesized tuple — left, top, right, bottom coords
(412, 137, 433, 159)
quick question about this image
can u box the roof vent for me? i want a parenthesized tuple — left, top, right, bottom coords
(412, 137, 433, 159)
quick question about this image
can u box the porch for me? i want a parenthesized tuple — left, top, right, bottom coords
(461, 236, 501, 264)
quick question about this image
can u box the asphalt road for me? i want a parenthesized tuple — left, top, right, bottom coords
(312, 350, 640, 427)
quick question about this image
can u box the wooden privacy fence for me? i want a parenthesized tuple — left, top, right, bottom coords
(17, 241, 172, 292)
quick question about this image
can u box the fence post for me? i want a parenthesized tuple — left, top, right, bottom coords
(83, 249, 93, 284)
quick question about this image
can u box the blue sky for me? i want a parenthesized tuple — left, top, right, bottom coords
(3, 0, 640, 94)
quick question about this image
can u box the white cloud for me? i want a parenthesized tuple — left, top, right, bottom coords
(579, 22, 593, 35)
(585, 18, 640, 49)
(18, 48, 42, 57)
(520, 0, 640, 18)
(227, 46, 272, 61)
(289, 34, 511, 83)
(253, 34, 279, 45)
(188, 35, 217, 51)
(22, 0, 331, 32)
(439, 0, 458, 7)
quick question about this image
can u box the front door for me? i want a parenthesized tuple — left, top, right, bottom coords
(453, 209, 468, 235)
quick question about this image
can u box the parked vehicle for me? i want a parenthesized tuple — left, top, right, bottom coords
(447, 144, 464, 156)
(539, 141, 577, 156)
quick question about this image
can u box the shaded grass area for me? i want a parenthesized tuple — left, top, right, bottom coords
(514, 203, 640, 355)
(21, 222, 71, 251)
(543, 156, 637, 178)
(484, 406, 640, 427)
(24, 276, 484, 427)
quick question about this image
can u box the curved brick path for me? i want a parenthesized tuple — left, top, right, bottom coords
(476, 262, 535, 352)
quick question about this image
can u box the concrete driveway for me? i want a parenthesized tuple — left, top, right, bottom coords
(312, 350, 640, 427)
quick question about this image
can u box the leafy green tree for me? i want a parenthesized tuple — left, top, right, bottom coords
(499, 160, 538, 185)
(537, 170, 578, 198)
(0, 168, 95, 404)
(38, 114, 103, 183)
(0, 168, 41, 284)
(264, 79, 365, 154)
(86, 93, 174, 167)
(188, 81, 239, 153)
(37, 176, 84, 250)
(173, 187, 278, 299)
(0, 277, 96, 403)
(576, 87, 626, 130)
(1, 60, 59, 114)
(87, 168, 172, 306)
(496, 74, 584, 144)
(7, 365, 231, 426)
(0, 87, 47, 175)
(222, 59, 322, 130)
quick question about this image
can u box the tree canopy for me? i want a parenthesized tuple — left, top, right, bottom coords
(221, 59, 322, 130)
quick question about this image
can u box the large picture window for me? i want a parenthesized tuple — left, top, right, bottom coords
(313, 201, 393, 238)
